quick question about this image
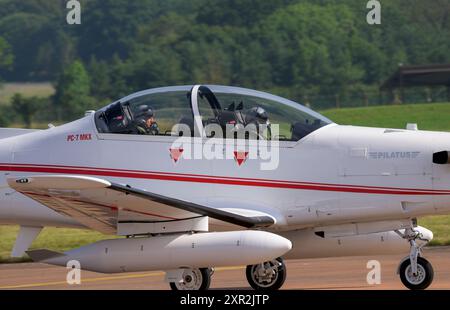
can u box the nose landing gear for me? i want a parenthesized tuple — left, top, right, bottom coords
(396, 228, 434, 290)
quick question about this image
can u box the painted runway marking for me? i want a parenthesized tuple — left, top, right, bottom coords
(0, 266, 245, 289)
(0, 272, 164, 289)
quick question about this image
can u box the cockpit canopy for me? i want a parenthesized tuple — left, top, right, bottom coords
(95, 85, 332, 141)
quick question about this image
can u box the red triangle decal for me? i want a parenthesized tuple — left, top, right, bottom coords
(233, 151, 249, 166)
(170, 148, 184, 163)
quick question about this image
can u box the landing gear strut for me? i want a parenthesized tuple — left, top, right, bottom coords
(396, 227, 434, 290)
(246, 257, 287, 290)
(169, 268, 212, 290)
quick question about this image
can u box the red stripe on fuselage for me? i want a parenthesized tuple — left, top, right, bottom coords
(1, 163, 449, 196)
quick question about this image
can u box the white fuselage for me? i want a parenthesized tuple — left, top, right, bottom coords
(1, 114, 450, 233)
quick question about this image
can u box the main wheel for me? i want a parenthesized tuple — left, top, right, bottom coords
(399, 257, 434, 290)
(169, 268, 211, 290)
(246, 257, 287, 291)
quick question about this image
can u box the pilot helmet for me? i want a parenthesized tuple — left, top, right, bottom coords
(245, 106, 269, 125)
(136, 105, 154, 119)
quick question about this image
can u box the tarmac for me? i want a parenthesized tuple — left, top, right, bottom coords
(1, 246, 450, 290)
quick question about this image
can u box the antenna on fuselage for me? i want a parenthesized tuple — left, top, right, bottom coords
(406, 123, 418, 131)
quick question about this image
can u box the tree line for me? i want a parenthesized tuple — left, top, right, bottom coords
(0, 0, 449, 126)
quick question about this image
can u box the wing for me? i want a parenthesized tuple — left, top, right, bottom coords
(7, 175, 275, 234)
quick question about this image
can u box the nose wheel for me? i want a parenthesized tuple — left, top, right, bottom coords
(399, 256, 434, 290)
(169, 268, 212, 290)
(246, 257, 287, 290)
(396, 227, 434, 290)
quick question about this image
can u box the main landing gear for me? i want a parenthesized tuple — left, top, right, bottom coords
(396, 227, 434, 290)
(168, 258, 288, 291)
(169, 268, 213, 290)
(246, 257, 287, 290)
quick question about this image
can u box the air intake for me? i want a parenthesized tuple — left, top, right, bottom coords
(433, 151, 450, 164)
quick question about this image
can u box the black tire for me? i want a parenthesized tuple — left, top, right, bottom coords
(399, 257, 434, 290)
(170, 268, 211, 291)
(246, 257, 287, 291)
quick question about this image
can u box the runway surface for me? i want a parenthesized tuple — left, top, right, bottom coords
(1, 246, 450, 290)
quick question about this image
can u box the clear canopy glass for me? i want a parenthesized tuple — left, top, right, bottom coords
(95, 85, 333, 141)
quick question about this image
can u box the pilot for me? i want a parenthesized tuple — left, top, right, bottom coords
(243, 106, 271, 140)
(245, 107, 269, 124)
(133, 105, 160, 135)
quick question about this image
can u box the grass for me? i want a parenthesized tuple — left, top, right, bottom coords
(0, 82, 54, 105)
(320, 102, 450, 131)
(0, 82, 58, 129)
(420, 216, 450, 246)
(0, 226, 115, 263)
(1, 101, 450, 263)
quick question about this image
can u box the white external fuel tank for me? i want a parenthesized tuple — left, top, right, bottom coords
(31, 230, 292, 273)
(282, 226, 433, 259)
